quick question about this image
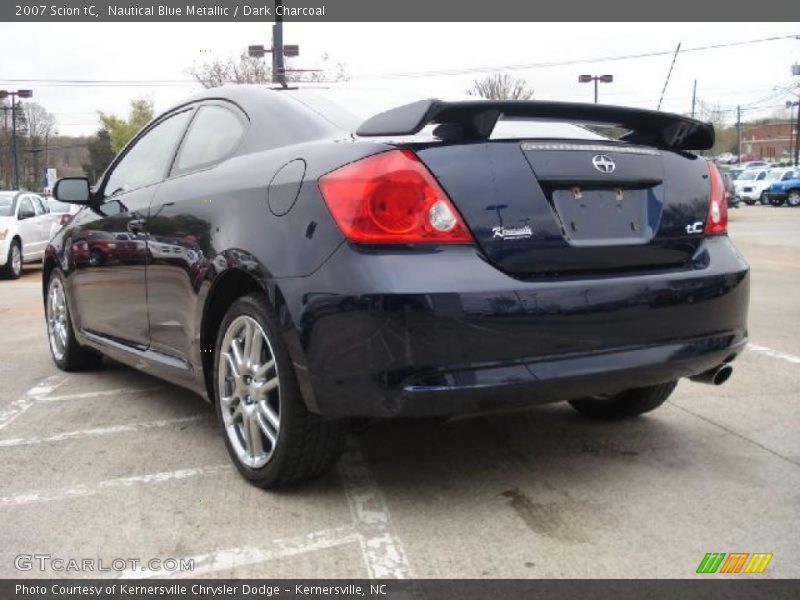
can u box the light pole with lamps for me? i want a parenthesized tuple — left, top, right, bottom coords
(578, 74, 613, 104)
(0, 89, 33, 190)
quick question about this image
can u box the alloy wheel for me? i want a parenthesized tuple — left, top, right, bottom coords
(788, 191, 800, 208)
(11, 244, 21, 277)
(47, 276, 69, 361)
(217, 315, 280, 469)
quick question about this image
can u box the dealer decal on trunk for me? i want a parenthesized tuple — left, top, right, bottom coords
(492, 225, 533, 240)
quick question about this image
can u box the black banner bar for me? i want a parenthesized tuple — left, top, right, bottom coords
(3, 579, 800, 600)
(2, 0, 800, 22)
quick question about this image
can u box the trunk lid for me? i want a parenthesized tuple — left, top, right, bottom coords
(416, 140, 711, 277)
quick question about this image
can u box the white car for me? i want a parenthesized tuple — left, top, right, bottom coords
(46, 197, 82, 228)
(0, 191, 62, 279)
(733, 169, 770, 204)
(740, 160, 770, 171)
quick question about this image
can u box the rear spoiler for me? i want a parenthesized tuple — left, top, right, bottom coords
(355, 99, 714, 151)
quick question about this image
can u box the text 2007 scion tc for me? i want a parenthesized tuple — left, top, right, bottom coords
(44, 87, 749, 488)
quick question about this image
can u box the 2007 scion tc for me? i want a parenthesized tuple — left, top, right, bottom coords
(44, 87, 749, 488)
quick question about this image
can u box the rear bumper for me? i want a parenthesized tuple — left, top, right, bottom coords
(277, 235, 749, 418)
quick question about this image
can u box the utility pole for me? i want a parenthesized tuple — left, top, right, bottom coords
(0, 89, 33, 190)
(736, 105, 741, 164)
(691, 80, 697, 118)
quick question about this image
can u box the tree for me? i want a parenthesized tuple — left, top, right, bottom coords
(187, 52, 349, 89)
(99, 99, 155, 154)
(694, 100, 736, 156)
(467, 73, 534, 100)
(82, 129, 115, 183)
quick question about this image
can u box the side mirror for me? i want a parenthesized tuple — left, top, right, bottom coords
(53, 177, 92, 204)
(18, 208, 36, 220)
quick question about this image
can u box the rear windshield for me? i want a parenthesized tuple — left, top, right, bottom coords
(287, 88, 607, 141)
(0, 193, 16, 217)
(47, 198, 71, 213)
(737, 171, 758, 181)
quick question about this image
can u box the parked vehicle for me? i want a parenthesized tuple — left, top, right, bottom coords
(740, 160, 769, 171)
(70, 229, 146, 267)
(721, 171, 740, 208)
(733, 169, 770, 205)
(44, 88, 749, 488)
(47, 197, 82, 227)
(0, 191, 60, 279)
(764, 169, 800, 207)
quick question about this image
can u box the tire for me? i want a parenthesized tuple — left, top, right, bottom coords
(212, 293, 348, 488)
(787, 190, 800, 208)
(568, 381, 677, 420)
(759, 192, 768, 205)
(89, 249, 105, 267)
(769, 195, 784, 207)
(1, 239, 23, 279)
(45, 270, 104, 371)
(744, 197, 756, 206)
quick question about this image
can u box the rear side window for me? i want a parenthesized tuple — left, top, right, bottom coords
(32, 196, 48, 215)
(175, 105, 245, 173)
(18, 196, 34, 216)
(104, 110, 192, 197)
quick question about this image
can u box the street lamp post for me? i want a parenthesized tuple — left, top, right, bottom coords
(0, 89, 33, 190)
(578, 74, 613, 104)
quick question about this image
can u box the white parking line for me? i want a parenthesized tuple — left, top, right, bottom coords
(39, 386, 165, 403)
(338, 440, 414, 579)
(748, 343, 800, 365)
(0, 464, 232, 507)
(121, 525, 362, 579)
(0, 415, 208, 448)
(0, 374, 69, 432)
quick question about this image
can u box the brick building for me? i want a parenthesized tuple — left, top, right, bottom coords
(742, 121, 798, 161)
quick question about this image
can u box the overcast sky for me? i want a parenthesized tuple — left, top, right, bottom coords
(1, 22, 799, 136)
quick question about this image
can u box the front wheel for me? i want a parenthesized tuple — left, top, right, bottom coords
(568, 381, 677, 419)
(787, 191, 800, 208)
(213, 293, 348, 488)
(759, 192, 768, 205)
(46, 270, 104, 371)
(1, 239, 22, 279)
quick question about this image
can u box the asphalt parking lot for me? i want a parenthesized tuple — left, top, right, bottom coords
(0, 205, 798, 580)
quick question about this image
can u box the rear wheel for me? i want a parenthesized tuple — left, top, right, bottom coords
(1, 239, 22, 279)
(787, 190, 800, 208)
(769, 195, 785, 207)
(759, 192, 768, 205)
(213, 293, 348, 488)
(46, 270, 104, 371)
(568, 381, 677, 419)
(744, 197, 756, 206)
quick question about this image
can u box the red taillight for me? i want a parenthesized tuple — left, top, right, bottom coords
(318, 149, 473, 244)
(705, 161, 728, 235)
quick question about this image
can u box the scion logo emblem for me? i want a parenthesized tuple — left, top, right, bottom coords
(592, 154, 616, 174)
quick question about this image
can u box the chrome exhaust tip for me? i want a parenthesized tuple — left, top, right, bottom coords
(690, 363, 733, 386)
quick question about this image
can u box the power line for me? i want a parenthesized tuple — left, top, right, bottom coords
(1, 33, 797, 87)
(350, 33, 800, 80)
